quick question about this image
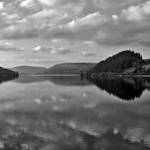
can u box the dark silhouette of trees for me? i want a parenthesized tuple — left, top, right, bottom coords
(89, 77, 145, 101)
(88, 50, 143, 74)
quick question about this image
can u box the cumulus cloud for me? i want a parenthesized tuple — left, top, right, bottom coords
(1, 25, 39, 39)
(1, 0, 150, 49)
(83, 41, 96, 46)
(20, 0, 35, 8)
(66, 12, 106, 29)
(32, 45, 72, 55)
(51, 47, 72, 55)
(20, 0, 82, 9)
(29, 9, 58, 19)
(122, 1, 150, 21)
(0, 2, 4, 10)
(43, 12, 107, 41)
(95, 0, 150, 47)
(36, 0, 56, 6)
(32, 45, 52, 52)
(0, 41, 22, 52)
(81, 51, 96, 57)
(1, 11, 107, 41)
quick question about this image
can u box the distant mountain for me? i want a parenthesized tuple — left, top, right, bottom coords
(43, 63, 96, 75)
(88, 50, 143, 74)
(10, 66, 47, 74)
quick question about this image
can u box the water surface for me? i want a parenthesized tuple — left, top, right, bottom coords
(0, 75, 150, 149)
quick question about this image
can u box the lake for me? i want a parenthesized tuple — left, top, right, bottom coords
(0, 75, 150, 150)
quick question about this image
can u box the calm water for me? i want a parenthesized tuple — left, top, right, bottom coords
(0, 75, 150, 149)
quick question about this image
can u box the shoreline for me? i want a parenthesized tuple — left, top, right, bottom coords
(19, 74, 81, 77)
(87, 73, 150, 79)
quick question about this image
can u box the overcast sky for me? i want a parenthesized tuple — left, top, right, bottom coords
(0, 0, 150, 67)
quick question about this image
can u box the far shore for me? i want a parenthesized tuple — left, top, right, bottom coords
(19, 74, 81, 77)
(87, 73, 150, 79)
(15, 73, 150, 78)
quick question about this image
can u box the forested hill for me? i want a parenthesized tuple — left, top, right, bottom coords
(0, 67, 18, 83)
(88, 50, 144, 74)
(0, 67, 18, 77)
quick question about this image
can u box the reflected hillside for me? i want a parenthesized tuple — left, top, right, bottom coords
(90, 77, 148, 101)
(45, 76, 92, 86)
(0, 76, 18, 84)
(15, 75, 92, 86)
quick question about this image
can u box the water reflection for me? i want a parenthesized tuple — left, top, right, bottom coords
(90, 77, 150, 101)
(0, 76, 149, 149)
(0, 76, 18, 84)
(15, 75, 92, 86)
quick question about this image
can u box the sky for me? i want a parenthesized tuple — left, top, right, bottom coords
(0, 0, 150, 67)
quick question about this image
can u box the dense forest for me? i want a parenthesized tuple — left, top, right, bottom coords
(88, 50, 144, 74)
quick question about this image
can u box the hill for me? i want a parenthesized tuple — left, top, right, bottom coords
(0, 67, 18, 83)
(0, 67, 18, 77)
(88, 50, 143, 74)
(10, 66, 47, 75)
(43, 63, 96, 75)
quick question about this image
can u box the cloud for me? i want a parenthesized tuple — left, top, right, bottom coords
(83, 41, 96, 46)
(0, 2, 4, 10)
(0, 41, 22, 52)
(1, 25, 39, 39)
(32, 45, 72, 55)
(122, 1, 150, 21)
(1, 0, 150, 49)
(29, 9, 58, 19)
(81, 51, 96, 57)
(43, 12, 107, 41)
(20, 0, 37, 8)
(20, 0, 82, 9)
(1, 11, 106, 41)
(51, 47, 72, 55)
(33, 45, 52, 52)
(36, 0, 56, 6)
(112, 14, 119, 21)
(66, 12, 107, 29)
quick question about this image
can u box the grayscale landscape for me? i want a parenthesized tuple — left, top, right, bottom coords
(0, 0, 150, 150)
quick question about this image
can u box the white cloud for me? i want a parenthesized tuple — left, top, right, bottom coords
(81, 51, 96, 57)
(33, 45, 52, 52)
(83, 41, 96, 46)
(20, 0, 36, 8)
(6, 14, 19, 20)
(33, 46, 43, 52)
(36, 0, 56, 6)
(29, 9, 58, 19)
(67, 12, 107, 29)
(142, 1, 150, 15)
(112, 14, 119, 20)
(122, 1, 150, 21)
(32, 46, 72, 55)
(0, 41, 21, 52)
(51, 47, 72, 55)
(1, 25, 39, 39)
(122, 6, 143, 21)
(1, 0, 150, 50)
(0, 2, 4, 10)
